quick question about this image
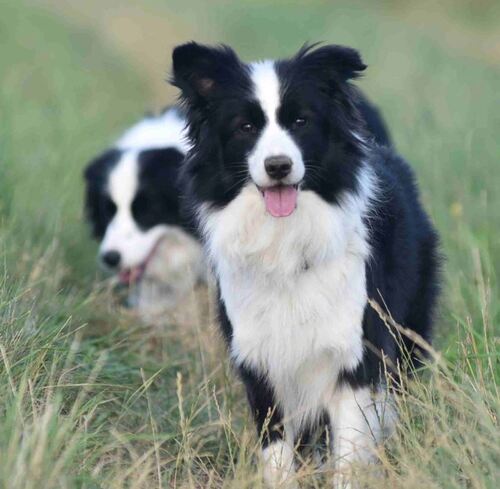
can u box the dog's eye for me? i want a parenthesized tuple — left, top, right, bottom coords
(240, 122, 255, 134)
(293, 117, 307, 128)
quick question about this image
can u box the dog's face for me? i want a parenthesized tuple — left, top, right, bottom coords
(84, 146, 185, 283)
(172, 43, 367, 214)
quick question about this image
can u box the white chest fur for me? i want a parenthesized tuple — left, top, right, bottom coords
(201, 179, 373, 427)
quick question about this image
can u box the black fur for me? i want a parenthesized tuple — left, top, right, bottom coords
(172, 42, 440, 450)
(173, 44, 392, 214)
(84, 146, 189, 238)
(84, 148, 122, 238)
(133, 148, 186, 230)
(340, 146, 440, 389)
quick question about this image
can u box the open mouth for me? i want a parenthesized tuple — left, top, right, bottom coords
(118, 264, 146, 286)
(117, 237, 163, 287)
(258, 184, 300, 218)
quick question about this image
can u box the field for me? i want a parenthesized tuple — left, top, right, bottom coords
(0, 0, 499, 487)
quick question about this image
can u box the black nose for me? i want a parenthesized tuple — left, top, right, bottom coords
(101, 250, 121, 268)
(264, 155, 292, 180)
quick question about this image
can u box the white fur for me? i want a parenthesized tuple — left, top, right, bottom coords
(194, 62, 390, 483)
(262, 441, 297, 488)
(202, 177, 371, 429)
(95, 108, 206, 320)
(101, 109, 194, 272)
(248, 62, 304, 187)
(100, 151, 167, 269)
(101, 151, 205, 319)
(329, 386, 396, 488)
(200, 164, 391, 485)
(130, 228, 205, 321)
(116, 109, 190, 153)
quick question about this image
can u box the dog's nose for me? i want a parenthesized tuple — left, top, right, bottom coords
(101, 250, 121, 268)
(264, 155, 292, 180)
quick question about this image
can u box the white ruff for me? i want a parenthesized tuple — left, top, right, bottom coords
(201, 168, 376, 431)
(130, 228, 206, 321)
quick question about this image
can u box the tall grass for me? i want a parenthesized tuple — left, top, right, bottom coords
(0, 0, 498, 487)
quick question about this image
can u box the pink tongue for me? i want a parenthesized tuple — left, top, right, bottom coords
(118, 266, 143, 285)
(119, 270, 131, 285)
(263, 186, 298, 217)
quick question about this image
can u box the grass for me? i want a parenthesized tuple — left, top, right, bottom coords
(0, 0, 498, 487)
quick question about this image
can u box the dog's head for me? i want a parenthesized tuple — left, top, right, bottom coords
(172, 42, 368, 215)
(84, 144, 187, 284)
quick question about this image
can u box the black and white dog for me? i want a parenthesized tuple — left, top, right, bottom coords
(84, 107, 204, 320)
(171, 43, 440, 486)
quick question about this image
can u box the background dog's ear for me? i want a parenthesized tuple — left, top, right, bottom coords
(171, 42, 242, 105)
(83, 149, 120, 182)
(83, 149, 121, 238)
(297, 43, 367, 83)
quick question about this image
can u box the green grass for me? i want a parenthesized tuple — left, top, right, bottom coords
(0, 0, 499, 487)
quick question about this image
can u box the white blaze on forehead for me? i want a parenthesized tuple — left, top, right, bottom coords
(100, 152, 167, 269)
(108, 151, 139, 209)
(250, 60, 281, 122)
(247, 60, 305, 188)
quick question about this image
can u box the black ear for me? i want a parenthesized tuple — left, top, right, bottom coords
(83, 149, 121, 238)
(297, 43, 367, 82)
(83, 149, 120, 182)
(171, 42, 243, 105)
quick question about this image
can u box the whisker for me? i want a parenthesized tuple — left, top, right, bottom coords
(225, 175, 251, 193)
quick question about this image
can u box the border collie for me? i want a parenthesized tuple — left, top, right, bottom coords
(84, 107, 204, 320)
(171, 42, 440, 487)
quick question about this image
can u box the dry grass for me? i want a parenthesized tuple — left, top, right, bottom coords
(1, 0, 499, 487)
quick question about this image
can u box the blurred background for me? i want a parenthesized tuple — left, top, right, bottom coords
(0, 1, 499, 487)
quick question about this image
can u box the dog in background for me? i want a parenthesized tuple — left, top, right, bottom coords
(84, 107, 205, 322)
(172, 42, 440, 487)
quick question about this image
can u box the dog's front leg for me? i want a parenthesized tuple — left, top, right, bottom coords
(239, 366, 297, 488)
(262, 437, 297, 488)
(328, 386, 390, 489)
